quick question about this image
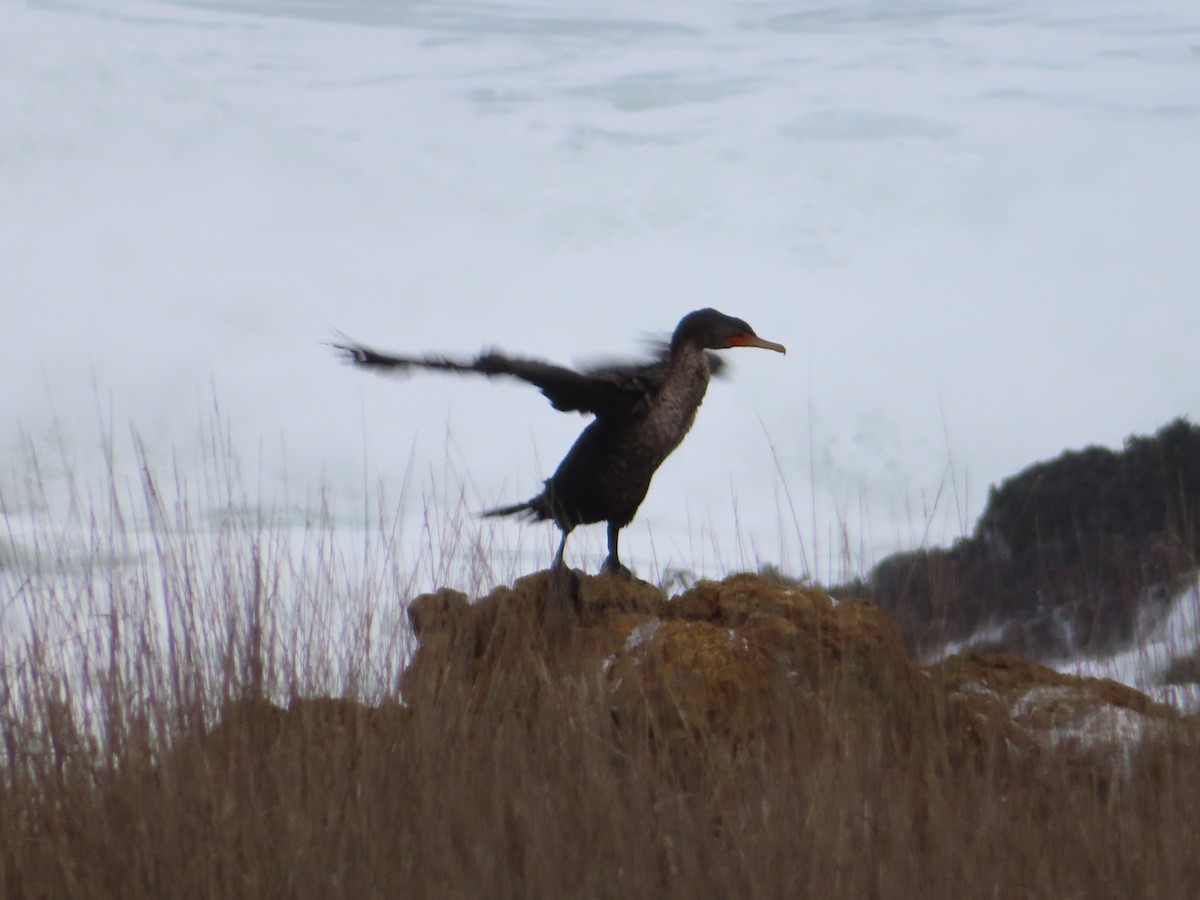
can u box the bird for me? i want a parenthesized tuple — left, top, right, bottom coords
(332, 308, 785, 578)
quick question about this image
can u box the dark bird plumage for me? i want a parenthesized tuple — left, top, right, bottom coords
(332, 308, 785, 577)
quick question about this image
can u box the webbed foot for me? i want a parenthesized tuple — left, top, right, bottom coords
(601, 555, 633, 579)
(551, 562, 582, 609)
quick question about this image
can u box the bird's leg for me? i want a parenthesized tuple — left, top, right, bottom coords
(602, 523, 634, 579)
(552, 528, 570, 572)
(551, 527, 581, 609)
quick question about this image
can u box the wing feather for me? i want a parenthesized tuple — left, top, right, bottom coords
(331, 336, 657, 417)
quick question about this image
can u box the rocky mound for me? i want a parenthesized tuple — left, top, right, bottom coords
(844, 418, 1200, 658)
(278, 571, 1179, 783)
(401, 572, 926, 767)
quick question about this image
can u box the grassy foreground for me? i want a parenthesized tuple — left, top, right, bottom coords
(3, 470, 1200, 898)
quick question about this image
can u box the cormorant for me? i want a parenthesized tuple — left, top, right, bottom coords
(333, 308, 785, 577)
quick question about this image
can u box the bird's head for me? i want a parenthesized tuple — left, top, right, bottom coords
(671, 308, 787, 355)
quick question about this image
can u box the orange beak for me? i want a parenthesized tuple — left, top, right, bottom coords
(728, 332, 787, 354)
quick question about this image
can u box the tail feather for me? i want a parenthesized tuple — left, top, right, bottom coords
(480, 500, 536, 519)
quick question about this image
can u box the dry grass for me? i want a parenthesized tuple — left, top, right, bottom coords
(3, 444, 1200, 899)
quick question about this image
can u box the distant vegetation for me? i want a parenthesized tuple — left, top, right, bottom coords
(843, 417, 1200, 659)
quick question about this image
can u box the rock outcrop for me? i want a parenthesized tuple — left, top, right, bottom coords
(394, 571, 1181, 780)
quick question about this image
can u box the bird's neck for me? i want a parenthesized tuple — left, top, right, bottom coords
(668, 336, 706, 362)
(664, 340, 712, 392)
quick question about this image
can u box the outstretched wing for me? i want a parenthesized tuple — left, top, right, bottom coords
(331, 334, 657, 417)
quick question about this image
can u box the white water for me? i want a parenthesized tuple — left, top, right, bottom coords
(3, 0, 1199, 595)
(1063, 577, 1200, 712)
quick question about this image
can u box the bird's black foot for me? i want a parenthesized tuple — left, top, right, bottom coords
(601, 555, 633, 579)
(551, 563, 582, 609)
